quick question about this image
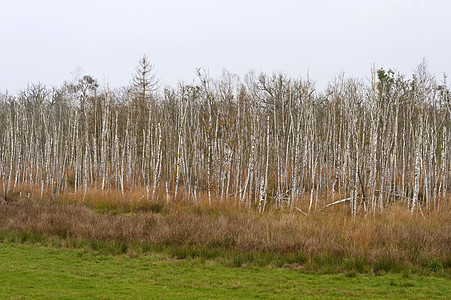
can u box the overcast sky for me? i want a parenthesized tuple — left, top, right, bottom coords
(0, 0, 450, 94)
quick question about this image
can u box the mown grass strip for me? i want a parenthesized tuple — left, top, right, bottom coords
(0, 243, 450, 299)
(0, 227, 449, 276)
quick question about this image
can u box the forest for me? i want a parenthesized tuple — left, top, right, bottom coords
(0, 57, 450, 216)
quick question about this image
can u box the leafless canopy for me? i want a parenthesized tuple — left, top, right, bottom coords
(0, 60, 449, 215)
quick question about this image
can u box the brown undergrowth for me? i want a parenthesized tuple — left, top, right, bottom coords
(0, 189, 450, 275)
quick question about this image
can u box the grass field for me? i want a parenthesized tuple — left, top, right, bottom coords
(0, 243, 449, 299)
(1, 201, 450, 275)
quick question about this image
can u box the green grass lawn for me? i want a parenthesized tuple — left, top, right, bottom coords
(0, 243, 449, 299)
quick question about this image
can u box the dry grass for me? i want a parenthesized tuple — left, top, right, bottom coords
(0, 188, 450, 273)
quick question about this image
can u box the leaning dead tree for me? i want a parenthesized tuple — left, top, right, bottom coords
(0, 60, 449, 215)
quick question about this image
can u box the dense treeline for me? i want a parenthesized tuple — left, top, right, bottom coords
(0, 58, 449, 215)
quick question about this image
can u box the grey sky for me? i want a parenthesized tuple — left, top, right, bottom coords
(1, 0, 450, 94)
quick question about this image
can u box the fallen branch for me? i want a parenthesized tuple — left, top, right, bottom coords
(320, 197, 352, 211)
(294, 207, 308, 216)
